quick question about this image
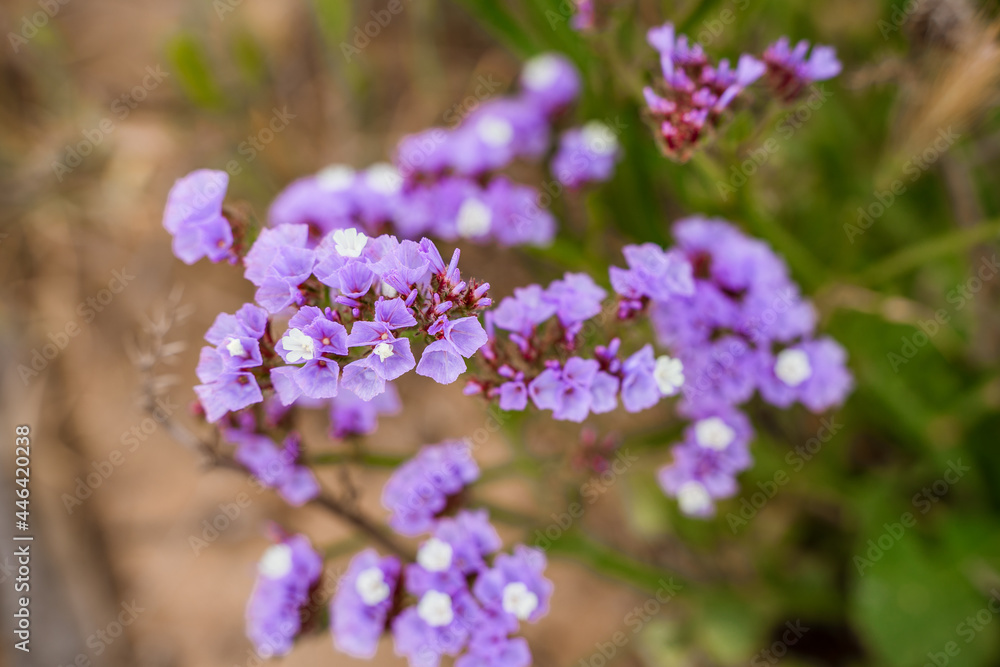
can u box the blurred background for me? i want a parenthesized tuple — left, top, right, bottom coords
(2, 0, 1000, 666)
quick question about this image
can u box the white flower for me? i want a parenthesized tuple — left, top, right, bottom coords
(258, 544, 293, 579)
(225, 337, 246, 358)
(677, 481, 712, 515)
(476, 117, 514, 147)
(333, 227, 368, 258)
(653, 355, 685, 396)
(694, 417, 736, 450)
(523, 54, 560, 89)
(582, 121, 618, 156)
(373, 342, 394, 361)
(416, 538, 453, 572)
(365, 162, 402, 195)
(281, 329, 315, 363)
(774, 349, 812, 387)
(456, 199, 492, 238)
(501, 582, 539, 620)
(317, 164, 355, 191)
(355, 567, 390, 606)
(417, 590, 454, 627)
(381, 281, 398, 298)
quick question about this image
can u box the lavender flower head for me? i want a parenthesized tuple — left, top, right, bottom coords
(551, 122, 621, 188)
(332, 549, 402, 659)
(643, 23, 765, 162)
(163, 169, 234, 265)
(246, 534, 323, 657)
(763, 37, 842, 102)
(381, 441, 480, 536)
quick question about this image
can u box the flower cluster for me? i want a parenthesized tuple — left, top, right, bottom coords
(246, 534, 323, 658)
(643, 22, 841, 161)
(262, 53, 590, 251)
(162, 169, 234, 264)
(763, 37, 842, 102)
(470, 254, 692, 423)
(188, 220, 492, 424)
(641, 217, 852, 515)
(644, 23, 766, 162)
(551, 121, 622, 188)
(332, 442, 552, 667)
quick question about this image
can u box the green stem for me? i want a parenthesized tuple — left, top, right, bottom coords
(857, 220, 1000, 286)
(470, 500, 543, 527)
(547, 530, 683, 594)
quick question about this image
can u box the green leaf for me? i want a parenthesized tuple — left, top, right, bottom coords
(166, 34, 227, 110)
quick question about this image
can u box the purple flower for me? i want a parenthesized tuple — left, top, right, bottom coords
(432, 509, 502, 575)
(392, 589, 481, 667)
(271, 311, 349, 404)
(493, 285, 558, 338)
(382, 441, 480, 536)
(519, 53, 581, 116)
(758, 338, 852, 412)
(615, 243, 695, 302)
(589, 371, 620, 414)
(569, 0, 594, 32)
(527, 357, 599, 422)
(205, 303, 268, 344)
(328, 384, 401, 438)
(243, 225, 316, 313)
(331, 549, 401, 659)
(642, 23, 765, 161)
(619, 345, 684, 413)
(657, 409, 753, 518)
(457, 637, 531, 667)
(473, 546, 552, 625)
(497, 380, 529, 411)
(341, 356, 389, 402)
(448, 99, 550, 175)
(227, 430, 320, 506)
(481, 177, 556, 247)
(551, 122, 621, 188)
(246, 534, 323, 657)
(354, 163, 404, 229)
(544, 272, 607, 327)
(163, 169, 233, 265)
(195, 372, 263, 423)
(417, 317, 489, 384)
(678, 335, 763, 414)
(268, 167, 356, 240)
(763, 37, 841, 102)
